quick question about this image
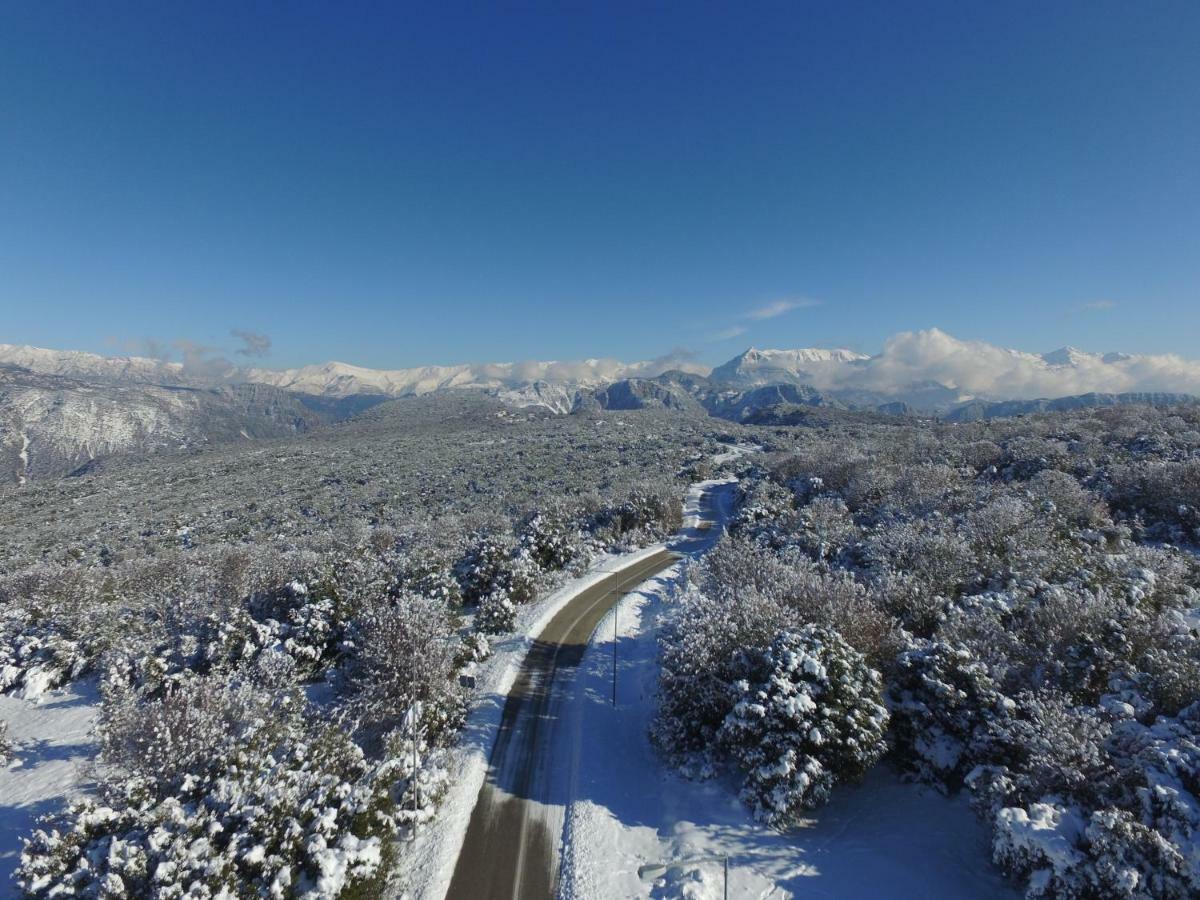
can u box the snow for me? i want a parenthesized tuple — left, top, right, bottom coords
(390, 539, 682, 898)
(555, 490, 1019, 899)
(390, 476, 742, 898)
(0, 680, 100, 891)
(16, 433, 28, 486)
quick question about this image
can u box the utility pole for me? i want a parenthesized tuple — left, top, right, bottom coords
(612, 602, 618, 707)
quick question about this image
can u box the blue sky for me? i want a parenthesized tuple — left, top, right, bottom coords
(1, 1, 1197, 370)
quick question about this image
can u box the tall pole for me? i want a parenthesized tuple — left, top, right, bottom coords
(724, 857, 728, 900)
(611, 602, 617, 707)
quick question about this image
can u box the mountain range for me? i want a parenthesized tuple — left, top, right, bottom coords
(2, 335, 1198, 482)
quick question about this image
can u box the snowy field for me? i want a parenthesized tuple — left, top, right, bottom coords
(558, 570, 1019, 900)
(0, 681, 99, 892)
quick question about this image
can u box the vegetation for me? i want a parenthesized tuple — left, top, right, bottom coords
(2, 396, 725, 897)
(655, 402, 1200, 898)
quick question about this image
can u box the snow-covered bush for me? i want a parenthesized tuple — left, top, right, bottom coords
(475, 590, 517, 635)
(654, 570, 791, 768)
(990, 800, 1091, 898)
(888, 640, 1014, 790)
(99, 661, 297, 796)
(456, 631, 492, 666)
(22, 658, 403, 899)
(0, 718, 12, 764)
(795, 495, 857, 560)
(349, 592, 463, 741)
(19, 725, 398, 899)
(519, 510, 581, 572)
(717, 626, 889, 826)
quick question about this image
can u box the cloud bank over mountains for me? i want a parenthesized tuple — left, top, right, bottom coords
(801, 329, 1200, 401)
(3, 329, 1200, 406)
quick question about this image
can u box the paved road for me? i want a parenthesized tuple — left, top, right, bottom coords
(444, 547, 680, 900)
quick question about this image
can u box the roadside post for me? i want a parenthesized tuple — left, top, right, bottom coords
(612, 601, 618, 706)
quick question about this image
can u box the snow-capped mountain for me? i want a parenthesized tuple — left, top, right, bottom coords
(709, 347, 870, 387)
(5, 330, 1200, 433)
(0, 343, 186, 384)
(242, 357, 707, 399)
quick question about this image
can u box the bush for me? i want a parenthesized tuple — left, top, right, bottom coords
(888, 640, 1014, 790)
(349, 593, 463, 741)
(717, 626, 889, 826)
(475, 590, 517, 635)
(23, 662, 402, 899)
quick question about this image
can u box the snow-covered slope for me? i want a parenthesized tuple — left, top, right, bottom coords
(0, 369, 343, 482)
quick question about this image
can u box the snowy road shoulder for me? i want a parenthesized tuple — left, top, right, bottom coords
(0, 680, 99, 892)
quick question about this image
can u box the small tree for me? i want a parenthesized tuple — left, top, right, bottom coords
(718, 625, 888, 826)
(351, 593, 462, 741)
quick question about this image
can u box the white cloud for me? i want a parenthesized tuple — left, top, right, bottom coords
(791, 328, 1200, 400)
(710, 325, 748, 341)
(746, 298, 820, 320)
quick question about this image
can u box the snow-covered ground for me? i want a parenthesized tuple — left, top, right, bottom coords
(0, 681, 99, 892)
(557, 506, 1019, 898)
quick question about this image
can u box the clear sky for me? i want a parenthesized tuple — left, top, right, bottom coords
(1, 1, 1197, 370)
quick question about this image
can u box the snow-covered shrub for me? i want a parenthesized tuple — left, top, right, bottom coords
(862, 516, 975, 613)
(22, 655, 403, 898)
(456, 532, 511, 605)
(19, 723, 398, 899)
(1027, 469, 1109, 528)
(593, 481, 684, 546)
(0, 718, 12, 764)
(985, 691, 1119, 811)
(456, 631, 492, 666)
(349, 592, 463, 741)
(99, 654, 299, 795)
(654, 568, 792, 768)
(456, 531, 539, 606)
(717, 626, 888, 826)
(794, 495, 857, 560)
(991, 800, 1091, 898)
(519, 510, 581, 572)
(888, 640, 1014, 790)
(0, 623, 90, 699)
(397, 549, 461, 607)
(1084, 806, 1193, 898)
(729, 477, 797, 542)
(475, 590, 517, 635)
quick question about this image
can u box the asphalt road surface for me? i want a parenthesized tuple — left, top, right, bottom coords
(444, 547, 680, 900)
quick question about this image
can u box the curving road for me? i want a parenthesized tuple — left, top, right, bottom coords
(445, 482, 735, 899)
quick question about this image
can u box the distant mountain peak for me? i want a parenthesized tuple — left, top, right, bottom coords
(711, 346, 869, 387)
(1042, 346, 1096, 367)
